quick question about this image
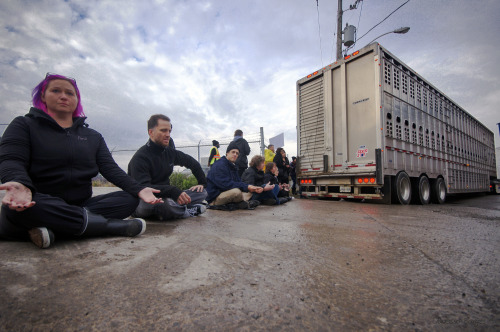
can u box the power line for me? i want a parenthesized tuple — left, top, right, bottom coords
(356, 0, 364, 33)
(355, 0, 410, 44)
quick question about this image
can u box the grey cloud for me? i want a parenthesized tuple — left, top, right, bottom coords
(0, 0, 498, 162)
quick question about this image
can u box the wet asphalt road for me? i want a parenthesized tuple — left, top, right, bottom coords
(0, 188, 499, 331)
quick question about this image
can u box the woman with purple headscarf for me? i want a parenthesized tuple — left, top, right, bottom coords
(0, 73, 162, 248)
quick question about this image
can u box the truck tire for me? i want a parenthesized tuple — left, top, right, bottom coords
(431, 177, 446, 204)
(392, 172, 411, 205)
(412, 175, 431, 205)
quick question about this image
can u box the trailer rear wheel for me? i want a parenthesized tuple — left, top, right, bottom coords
(392, 172, 411, 205)
(431, 177, 446, 204)
(413, 175, 431, 205)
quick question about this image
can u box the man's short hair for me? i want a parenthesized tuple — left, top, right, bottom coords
(249, 155, 265, 168)
(148, 114, 171, 130)
(267, 144, 274, 149)
(234, 129, 243, 137)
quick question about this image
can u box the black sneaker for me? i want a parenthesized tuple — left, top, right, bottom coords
(278, 197, 289, 205)
(237, 200, 250, 209)
(261, 198, 277, 205)
(248, 200, 261, 209)
(127, 218, 146, 236)
(238, 200, 260, 210)
(187, 204, 207, 217)
(109, 218, 146, 237)
(29, 227, 55, 249)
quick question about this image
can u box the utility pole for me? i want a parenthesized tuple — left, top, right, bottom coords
(336, 0, 362, 60)
(336, 0, 343, 61)
(260, 127, 265, 156)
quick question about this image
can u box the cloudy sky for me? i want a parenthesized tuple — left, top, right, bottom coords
(1, 0, 499, 170)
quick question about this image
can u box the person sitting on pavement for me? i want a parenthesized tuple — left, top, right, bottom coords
(128, 114, 208, 221)
(273, 147, 291, 185)
(264, 144, 275, 171)
(241, 155, 280, 205)
(206, 141, 262, 210)
(264, 162, 292, 202)
(208, 140, 221, 168)
(0, 73, 162, 249)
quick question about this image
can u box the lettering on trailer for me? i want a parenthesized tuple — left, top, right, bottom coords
(353, 98, 369, 105)
(356, 145, 368, 158)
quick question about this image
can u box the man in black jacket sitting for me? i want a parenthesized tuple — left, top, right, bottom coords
(128, 114, 207, 220)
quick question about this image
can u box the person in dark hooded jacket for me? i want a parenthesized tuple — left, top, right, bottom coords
(206, 141, 262, 209)
(0, 74, 162, 249)
(232, 129, 251, 178)
(273, 147, 290, 185)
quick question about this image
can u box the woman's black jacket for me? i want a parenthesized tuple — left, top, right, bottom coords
(0, 108, 145, 205)
(241, 166, 266, 186)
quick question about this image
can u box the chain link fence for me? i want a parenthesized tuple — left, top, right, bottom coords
(111, 129, 265, 173)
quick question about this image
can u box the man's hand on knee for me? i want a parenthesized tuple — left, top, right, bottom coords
(189, 185, 205, 192)
(176, 192, 192, 205)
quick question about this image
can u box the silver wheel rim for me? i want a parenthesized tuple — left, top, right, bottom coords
(401, 176, 411, 201)
(421, 178, 430, 201)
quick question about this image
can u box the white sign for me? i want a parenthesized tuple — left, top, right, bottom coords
(269, 133, 284, 148)
(356, 145, 368, 158)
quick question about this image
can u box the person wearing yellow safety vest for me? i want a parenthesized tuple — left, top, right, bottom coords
(264, 144, 275, 171)
(208, 140, 221, 167)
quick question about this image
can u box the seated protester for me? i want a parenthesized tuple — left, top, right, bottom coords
(264, 162, 292, 202)
(206, 142, 262, 210)
(273, 147, 290, 185)
(241, 155, 280, 205)
(128, 114, 207, 221)
(0, 74, 162, 249)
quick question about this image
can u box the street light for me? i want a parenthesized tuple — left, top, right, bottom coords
(364, 26, 410, 47)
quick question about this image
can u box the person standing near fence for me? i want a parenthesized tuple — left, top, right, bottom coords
(208, 140, 220, 167)
(128, 114, 208, 221)
(290, 156, 297, 195)
(233, 129, 250, 178)
(264, 144, 275, 171)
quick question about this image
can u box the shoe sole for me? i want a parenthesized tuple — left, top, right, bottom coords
(29, 228, 51, 249)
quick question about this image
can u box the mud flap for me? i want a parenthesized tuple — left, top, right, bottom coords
(380, 175, 392, 204)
